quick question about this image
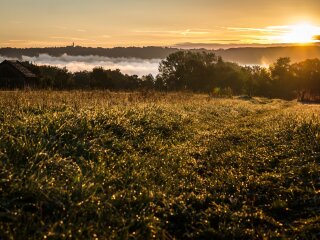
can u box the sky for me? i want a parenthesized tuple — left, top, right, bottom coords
(1, 0, 320, 48)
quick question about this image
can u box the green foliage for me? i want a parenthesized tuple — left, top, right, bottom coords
(157, 52, 247, 94)
(0, 91, 319, 239)
(158, 51, 218, 91)
(292, 58, 320, 102)
(158, 52, 320, 100)
(18, 53, 320, 101)
(23, 63, 146, 91)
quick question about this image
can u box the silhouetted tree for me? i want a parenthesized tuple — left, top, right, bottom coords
(242, 66, 272, 97)
(141, 74, 155, 89)
(158, 51, 248, 93)
(73, 71, 90, 89)
(270, 57, 295, 99)
(291, 58, 320, 101)
(14, 55, 320, 101)
(159, 51, 219, 91)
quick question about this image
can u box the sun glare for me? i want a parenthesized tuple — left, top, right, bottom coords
(280, 23, 320, 44)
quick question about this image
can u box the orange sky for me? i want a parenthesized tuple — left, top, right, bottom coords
(1, 0, 320, 48)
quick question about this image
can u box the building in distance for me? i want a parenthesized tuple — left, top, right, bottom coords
(0, 60, 37, 89)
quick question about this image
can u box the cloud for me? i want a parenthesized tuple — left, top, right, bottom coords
(133, 29, 210, 36)
(227, 27, 285, 33)
(178, 29, 210, 36)
(8, 40, 28, 42)
(210, 39, 240, 42)
(227, 27, 272, 32)
(173, 42, 289, 50)
(313, 35, 320, 41)
(50, 36, 96, 42)
(9, 54, 161, 76)
(99, 35, 111, 39)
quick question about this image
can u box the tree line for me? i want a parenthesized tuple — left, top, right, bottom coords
(156, 51, 320, 100)
(2, 45, 320, 64)
(0, 46, 178, 59)
(23, 51, 320, 100)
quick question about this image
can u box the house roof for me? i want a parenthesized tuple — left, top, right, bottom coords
(0, 60, 37, 78)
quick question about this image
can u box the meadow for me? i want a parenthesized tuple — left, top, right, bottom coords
(0, 91, 319, 239)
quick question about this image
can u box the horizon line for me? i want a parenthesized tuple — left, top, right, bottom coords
(1, 42, 320, 50)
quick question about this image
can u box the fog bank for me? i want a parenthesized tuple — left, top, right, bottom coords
(0, 54, 161, 76)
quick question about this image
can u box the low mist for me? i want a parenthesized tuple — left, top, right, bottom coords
(0, 54, 161, 76)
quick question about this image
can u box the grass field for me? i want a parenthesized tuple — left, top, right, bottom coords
(0, 91, 319, 239)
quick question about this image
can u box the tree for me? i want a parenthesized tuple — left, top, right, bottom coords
(158, 51, 218, 91)
(270, 57, 295, 99)
(242, 66, 272, 97)
(141, 74, 155, 89)
(291, 58, 320, 101)
(73, 71, 91, 89)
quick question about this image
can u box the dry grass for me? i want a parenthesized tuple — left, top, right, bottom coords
(0, 91, 319, 239)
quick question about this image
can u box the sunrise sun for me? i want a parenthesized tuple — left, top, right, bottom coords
(280, 23, 320, 43)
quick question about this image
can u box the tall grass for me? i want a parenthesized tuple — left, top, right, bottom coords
(0, 91, 319, 239)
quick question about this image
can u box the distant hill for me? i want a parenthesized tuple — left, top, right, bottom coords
(1, 45, 320, 65)
(215, 46, 320, 65)
(0, 46, 179, 60)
